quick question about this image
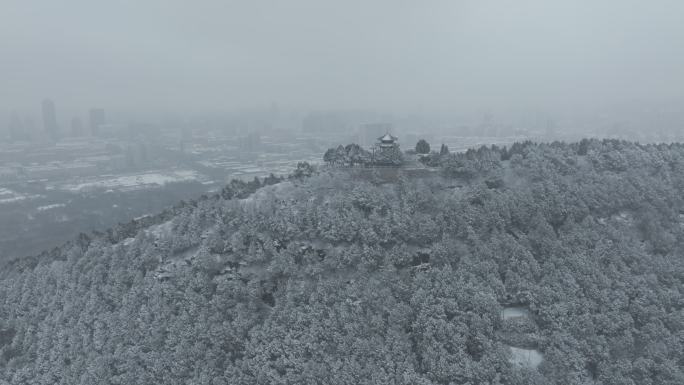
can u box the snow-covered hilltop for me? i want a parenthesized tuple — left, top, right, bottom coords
(0, 140, 683, 384)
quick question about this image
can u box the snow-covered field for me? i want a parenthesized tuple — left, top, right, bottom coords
(60, 170, 202, 192)
(0, 188, 42, 204)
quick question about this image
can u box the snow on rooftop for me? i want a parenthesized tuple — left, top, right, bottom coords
(378, 133, 397, 142)
(502, 307, 530, 320)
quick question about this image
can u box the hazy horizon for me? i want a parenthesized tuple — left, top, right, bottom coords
(2, 0, 684, 119)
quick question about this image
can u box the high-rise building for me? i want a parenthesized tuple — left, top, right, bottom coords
(41, 99, 59, 141)
(89, 108, 106, 136)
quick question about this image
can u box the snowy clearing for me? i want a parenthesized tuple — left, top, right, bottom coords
(145, 220, 174, 239)
(509, 346, 543, 369)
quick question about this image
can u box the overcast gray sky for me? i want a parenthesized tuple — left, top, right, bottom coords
(2, 0, 683, 117)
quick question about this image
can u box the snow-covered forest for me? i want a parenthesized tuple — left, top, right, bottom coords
(0, 139, 683, 384)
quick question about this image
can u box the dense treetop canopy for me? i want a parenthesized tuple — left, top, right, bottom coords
(416, 139, 431, 154)
(0, 139, 683, 385)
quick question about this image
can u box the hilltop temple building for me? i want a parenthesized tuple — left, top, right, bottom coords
(373, 133, 403, 166)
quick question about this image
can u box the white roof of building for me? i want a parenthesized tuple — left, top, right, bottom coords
(378, 133, 397, 142)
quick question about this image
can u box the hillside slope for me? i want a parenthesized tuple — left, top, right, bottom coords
(0, 140, 683, 385)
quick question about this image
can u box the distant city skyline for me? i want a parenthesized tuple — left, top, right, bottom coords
(3, 95, 684, 146)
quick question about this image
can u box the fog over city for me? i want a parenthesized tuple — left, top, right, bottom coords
(2, 0, 684, 117)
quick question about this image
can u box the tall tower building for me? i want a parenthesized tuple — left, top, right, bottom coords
(41, 99, 59, 141)
(89, 108, 106, 136)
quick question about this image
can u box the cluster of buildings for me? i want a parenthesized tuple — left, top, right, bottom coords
(6, 99, 106, 143)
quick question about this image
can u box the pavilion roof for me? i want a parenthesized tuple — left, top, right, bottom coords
(378, 133, 398, 142)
